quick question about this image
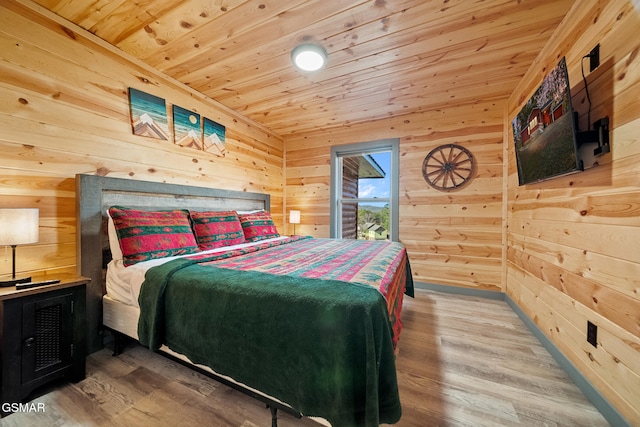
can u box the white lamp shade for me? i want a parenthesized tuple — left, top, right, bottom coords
(0, 208, 39, 246)
(289, 210, 301, 224)
(291, 44, 327, 71)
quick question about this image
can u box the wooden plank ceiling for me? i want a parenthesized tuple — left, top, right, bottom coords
(32, 0, 574, 137)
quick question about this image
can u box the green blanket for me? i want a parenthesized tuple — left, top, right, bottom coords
(138, 257, 402, 426)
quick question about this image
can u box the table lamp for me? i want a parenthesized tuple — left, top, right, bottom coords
(289, 210, 300, 236)
(0, 208, 39, 286)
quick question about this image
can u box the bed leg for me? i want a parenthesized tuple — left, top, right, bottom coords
(269, 405, 278, 427)
(112, 331, 124, 356)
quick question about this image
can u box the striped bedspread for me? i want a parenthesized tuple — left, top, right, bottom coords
(190, 236, 413, 346)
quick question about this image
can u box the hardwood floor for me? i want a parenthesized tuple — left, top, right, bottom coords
(2, 289, 609, 426)
(393, 290, 609, 427)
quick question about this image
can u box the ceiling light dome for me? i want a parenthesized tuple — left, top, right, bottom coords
(291, 44, 327, 71)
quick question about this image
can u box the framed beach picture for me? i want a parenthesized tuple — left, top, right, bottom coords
(173, 105, 203, 149)
(203, 117, 226, 157)
(128, 88, 169, 140)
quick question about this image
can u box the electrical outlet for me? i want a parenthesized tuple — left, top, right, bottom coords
(587, 321, 598, 348)
(589, 44, 600, 72)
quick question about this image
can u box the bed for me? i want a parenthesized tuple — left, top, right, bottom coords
(76, 174, 413, 427)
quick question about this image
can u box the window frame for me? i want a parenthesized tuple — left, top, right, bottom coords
(329, 138, 400, 242)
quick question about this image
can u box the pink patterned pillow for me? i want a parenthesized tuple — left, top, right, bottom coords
(238, 211, 280, 242)
(190, 210, 246, 250)
(108, 206, 199, 266)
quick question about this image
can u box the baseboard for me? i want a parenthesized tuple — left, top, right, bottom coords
(413, 281, 504, 300)
(413, 281, 631, 427)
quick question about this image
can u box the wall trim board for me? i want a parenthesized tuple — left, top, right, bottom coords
(413, 281, 631, 427)
(413, 281, 505, 300)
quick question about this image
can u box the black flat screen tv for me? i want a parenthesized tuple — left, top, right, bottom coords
(511, 57, 581, 185)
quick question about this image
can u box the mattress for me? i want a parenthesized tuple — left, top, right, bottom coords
(106, 236, 289, 307)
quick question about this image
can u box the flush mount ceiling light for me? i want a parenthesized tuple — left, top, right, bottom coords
(291, 43, 327, 71)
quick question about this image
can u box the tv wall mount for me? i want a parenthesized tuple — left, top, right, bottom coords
(575, 114, 610, 157)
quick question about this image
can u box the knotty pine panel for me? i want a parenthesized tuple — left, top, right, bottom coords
(409, 257, 503, 292)
(505, 0, 640, 423)
(508, 187, 640, 225)
(508, 244, 638, 337)
(509, 217, 639, 299)
(509, 213, 639, 263)
(0, 3, 284, 285)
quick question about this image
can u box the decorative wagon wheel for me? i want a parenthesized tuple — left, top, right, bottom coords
(422, 144, 476, 191)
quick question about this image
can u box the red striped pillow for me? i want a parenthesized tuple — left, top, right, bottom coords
(238, 211, 280, 242)
(108, 206, 199, 266)
(190, 210, 246, 250)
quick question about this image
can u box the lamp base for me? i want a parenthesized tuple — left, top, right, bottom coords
(0, 276, 31, 287)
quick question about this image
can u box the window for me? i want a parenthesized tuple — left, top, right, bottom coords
(330, 138, 399, 241)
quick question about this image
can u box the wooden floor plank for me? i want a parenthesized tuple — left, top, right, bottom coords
(1, 289, 609, 426)
(392, 289, 609, 427)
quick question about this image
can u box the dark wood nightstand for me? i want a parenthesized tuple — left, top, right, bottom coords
(0, 275, 89, 416)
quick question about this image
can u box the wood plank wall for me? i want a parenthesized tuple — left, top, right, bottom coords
(0, 2, 284, 295)
(505, 0, 640, 424)
(285, 101, 505, 291)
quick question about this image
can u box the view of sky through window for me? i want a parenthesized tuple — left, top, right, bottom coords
(358, 151, 391, 204)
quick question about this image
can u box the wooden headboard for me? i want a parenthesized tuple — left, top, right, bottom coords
(75, 174, 271, 353)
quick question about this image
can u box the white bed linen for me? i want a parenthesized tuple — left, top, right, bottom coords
(106, 236, 289, 307)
